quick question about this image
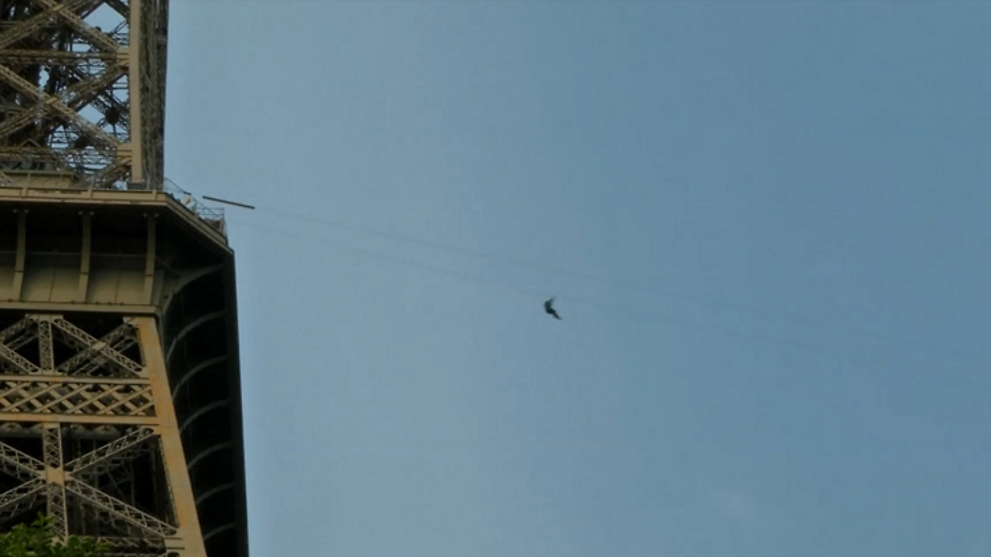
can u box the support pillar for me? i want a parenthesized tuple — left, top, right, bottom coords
(137, 317, 207, 557)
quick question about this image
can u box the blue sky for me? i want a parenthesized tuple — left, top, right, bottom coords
(164, 2, 991, 556)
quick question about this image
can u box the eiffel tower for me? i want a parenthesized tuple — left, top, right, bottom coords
(0, 2, 248, 557)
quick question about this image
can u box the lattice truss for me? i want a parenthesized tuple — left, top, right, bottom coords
(0, 315, 152, 418)
(0, 315, 176, 556)
(0, 0, 168, 189)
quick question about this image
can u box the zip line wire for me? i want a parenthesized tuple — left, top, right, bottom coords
(226, 217, 991, 392)
(226, 204, 989, 365)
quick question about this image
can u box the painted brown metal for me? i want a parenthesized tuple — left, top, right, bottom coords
(0, 2, 247, 557)
(138, 316, 206, 557)
(0, 0, 165, 190)
(0, 200, 248, 557)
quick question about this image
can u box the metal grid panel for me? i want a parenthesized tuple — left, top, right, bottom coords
(0, 0, 166, 190)
(0, 315, 205, 555)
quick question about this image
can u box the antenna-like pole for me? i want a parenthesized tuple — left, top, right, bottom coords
(203, 195, 256, 210)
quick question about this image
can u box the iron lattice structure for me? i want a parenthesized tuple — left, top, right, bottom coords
(0, 0, 166, 190)
(0, 2, 248, 557)
(0, 315, 189, 557)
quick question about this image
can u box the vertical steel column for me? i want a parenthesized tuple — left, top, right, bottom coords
(36, 316, 55, 374)
(137, 316, 207, 557)
(11, 210, 26, 301)
(42, 424, 67, 539)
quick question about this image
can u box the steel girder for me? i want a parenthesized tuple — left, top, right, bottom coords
(0, 0, 166, 189)
(0, 315, 206, 557)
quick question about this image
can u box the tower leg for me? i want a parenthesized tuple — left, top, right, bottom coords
(136, 317, 207, 557)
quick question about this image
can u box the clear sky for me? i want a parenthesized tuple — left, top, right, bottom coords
(163, 2, 991, 556)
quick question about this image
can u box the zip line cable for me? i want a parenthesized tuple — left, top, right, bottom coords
(226, 217, 991, 392)
(235, 205, 989, 365)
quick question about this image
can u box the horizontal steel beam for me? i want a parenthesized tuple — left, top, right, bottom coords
(0, 413, 158, 426)
(0, 302, 159, 316)
(0, 375, 149, 386)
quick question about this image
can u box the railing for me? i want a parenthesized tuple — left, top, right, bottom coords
(162, 179, 227, 236)
(0, 176, 228, 238)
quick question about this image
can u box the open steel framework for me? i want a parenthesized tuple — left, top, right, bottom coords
(0, 2, 248, 557)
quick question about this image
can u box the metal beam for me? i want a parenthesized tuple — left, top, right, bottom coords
(0, 302, 159, 316)
(0, 479, 45, 522)
(0, 64, 118, 150)
(42, 424, 68, 537)
(58, 320, 137, 375)
(51, 318, 145, 378)
(0, 413, 157, 426)
(0, 374, 150, 386)
(0, 49, 120, 66)
(30, 0, 121, 54)
(0, 0, 93, 51)
(36, 317, 55, 374)
(136, 317, 207, 557)
(66, 479, 176, 538)
(0, 439, 44, 481)
(78, 212, 92, 302)
(11, 210, 25, 301)
(0, 339, 40, 374)
(129, 0, 144, 184)
(143, 214, 156, 305)
(66, 427, 156, 480)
